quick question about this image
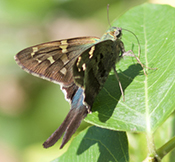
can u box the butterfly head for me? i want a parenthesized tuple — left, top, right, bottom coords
(101, 27, 122, 41)
(113, 27, 122, 39)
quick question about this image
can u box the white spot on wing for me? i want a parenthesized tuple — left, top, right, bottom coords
(89, 46, 95, 58)
(82, 63, 86, 71)
(61, 54, 69, 65)
(36, 58, 42, 63)
(31, 47, 38, 57)
(60, 67, 67, 75)
(47, 56, 55, 64)
(60, 40, 68, 53)
(77, 56, 81, 66)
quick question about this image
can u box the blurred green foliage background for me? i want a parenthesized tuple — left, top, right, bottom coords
(0, 0, 174, 162)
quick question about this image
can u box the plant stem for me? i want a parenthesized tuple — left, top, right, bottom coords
(143, 134, 161, 162)
(146, 133, 156, 156)
(157, 136, 175, 159)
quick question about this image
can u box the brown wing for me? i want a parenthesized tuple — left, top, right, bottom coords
(15, 37, 100, 87)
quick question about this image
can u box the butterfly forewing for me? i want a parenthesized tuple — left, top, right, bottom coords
(15, 37, 100, 86)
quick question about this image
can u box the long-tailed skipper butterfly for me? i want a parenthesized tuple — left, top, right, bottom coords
(15, 24, 145, 149)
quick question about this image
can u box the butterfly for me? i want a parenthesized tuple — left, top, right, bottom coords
(15, 26, 142, 149)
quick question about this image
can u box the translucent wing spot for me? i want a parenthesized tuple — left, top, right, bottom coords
(76, 56, 82, 66)
(31, 47, 38, 57)
(47, 56, 55, 64)
(60, 67, 67, 75)
(60, 54, 69, 65)
(61, 40, 68, 44)
(36, 58, 42, 63)
(82, 63, 86, 71)
(89, 46, 95, 58)
(74, 75, 81, 79)
(60, 40, 68, 53)
(62, 48, 68, 54)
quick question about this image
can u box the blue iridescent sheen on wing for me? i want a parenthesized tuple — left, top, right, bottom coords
(43, 87, 88, 149)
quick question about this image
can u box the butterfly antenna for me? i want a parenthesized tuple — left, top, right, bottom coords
(122, 28, 141, 58)
(107, 4, 112, 27)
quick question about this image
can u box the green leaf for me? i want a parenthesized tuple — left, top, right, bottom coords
(53, 126, 128, 162)
(85, 3, 175, 134)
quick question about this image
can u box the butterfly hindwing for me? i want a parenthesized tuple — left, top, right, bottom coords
(73, 39, 122, 107)
(43, 87, 88, 149)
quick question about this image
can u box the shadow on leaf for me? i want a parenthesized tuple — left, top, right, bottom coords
(77, 126, 128, 162)
(92, 63, 143, 122)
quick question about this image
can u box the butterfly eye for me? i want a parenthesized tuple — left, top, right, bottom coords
(114, 28, 122, 39)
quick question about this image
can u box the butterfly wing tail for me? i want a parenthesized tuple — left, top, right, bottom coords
(60, 105, 87, 149)
(43, 108, 74, 148)
(43, 105, 87, 148)
(43, 87, 89, 149)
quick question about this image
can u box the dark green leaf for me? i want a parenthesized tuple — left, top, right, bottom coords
(53, 126, 128, 162)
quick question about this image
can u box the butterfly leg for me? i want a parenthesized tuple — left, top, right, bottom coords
(113, 66, 125, 101)
(122, 50, 147, 75)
